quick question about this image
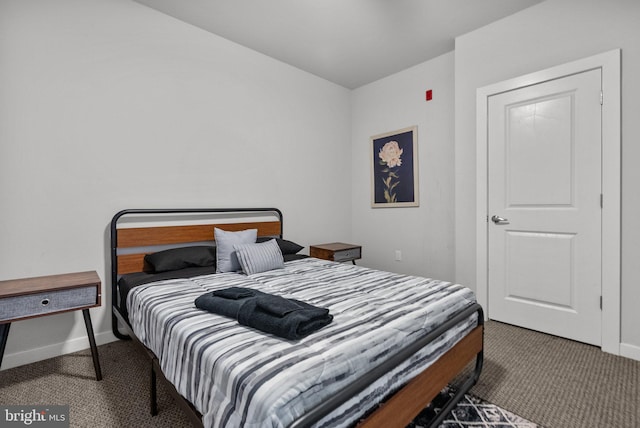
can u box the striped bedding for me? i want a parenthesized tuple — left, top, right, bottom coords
(127, 257, 478, 428)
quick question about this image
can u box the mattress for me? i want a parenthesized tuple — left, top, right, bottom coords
(127, 258, 477, 428)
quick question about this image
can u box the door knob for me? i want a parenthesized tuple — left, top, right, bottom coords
(491, 215, 509, 225)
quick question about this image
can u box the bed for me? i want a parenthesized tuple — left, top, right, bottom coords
(110, 208, 483, 428)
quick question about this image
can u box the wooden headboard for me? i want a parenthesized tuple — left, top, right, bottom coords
(115, 220, 282, 275)
(111, 208, 282, 275)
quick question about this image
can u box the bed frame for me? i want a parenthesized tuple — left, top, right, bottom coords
(110, 208, 484, 428)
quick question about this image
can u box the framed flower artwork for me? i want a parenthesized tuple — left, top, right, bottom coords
(370, 126, 419, 208)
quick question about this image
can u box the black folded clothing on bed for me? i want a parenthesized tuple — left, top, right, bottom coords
(195, 287, 266, 319)
(213, 286, 259, 300)
(255, 294, 303, 317)
(195, 287, 333, 340)
(238, 295, 333, 340)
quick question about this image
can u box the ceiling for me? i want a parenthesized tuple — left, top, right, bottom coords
(134, 0, 543, 89)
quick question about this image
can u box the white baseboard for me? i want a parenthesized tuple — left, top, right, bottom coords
(620, 342, 640, 362)
(0, 331, 117, 371)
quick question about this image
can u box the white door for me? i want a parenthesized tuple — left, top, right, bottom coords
(487, 69, 602, 346)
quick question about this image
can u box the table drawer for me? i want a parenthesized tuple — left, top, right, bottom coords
(333, 247, 361, 262)
(0, 286, 98, 322)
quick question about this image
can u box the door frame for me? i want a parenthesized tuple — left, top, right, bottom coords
(475, 49, 621, 355)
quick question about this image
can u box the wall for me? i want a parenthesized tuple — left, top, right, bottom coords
(0, 0, 351, 369)
(454, 0, 640, 357)
(351, 52, 455, 281)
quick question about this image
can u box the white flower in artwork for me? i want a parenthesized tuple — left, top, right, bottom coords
(379, 141, 403, 168)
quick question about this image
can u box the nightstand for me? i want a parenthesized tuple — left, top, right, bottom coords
(0, 271, 102, 380)
(310, 242, 362, 265)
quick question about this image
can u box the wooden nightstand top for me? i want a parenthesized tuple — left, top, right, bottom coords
(0, 271, 101, 299)
(310, 242, 360, 252)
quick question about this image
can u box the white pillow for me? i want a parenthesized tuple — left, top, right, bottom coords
(214, 228, 258, 273)
(234, 239, 284, 275)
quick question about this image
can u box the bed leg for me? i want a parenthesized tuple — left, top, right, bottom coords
(150, 360, 158, 416)
(112, 312, 131, 340)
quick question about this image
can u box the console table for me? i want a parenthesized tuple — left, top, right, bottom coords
(0, 271, 102, 380)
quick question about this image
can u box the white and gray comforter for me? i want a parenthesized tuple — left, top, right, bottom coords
(127, 258, 477, 428)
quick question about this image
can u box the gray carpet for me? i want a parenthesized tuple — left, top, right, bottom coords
(0, 321, 638, 427)
(470, 321, 640, 428)
(0, 339, 192, 427)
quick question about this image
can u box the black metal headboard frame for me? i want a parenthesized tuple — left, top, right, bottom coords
(109, 207, 283, 340)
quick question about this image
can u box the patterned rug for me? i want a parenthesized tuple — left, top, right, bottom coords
(409, 388, 542, 428)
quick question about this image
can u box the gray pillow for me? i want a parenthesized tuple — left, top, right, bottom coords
(215, 228, 258, 273)
(234, 239, 284, 275)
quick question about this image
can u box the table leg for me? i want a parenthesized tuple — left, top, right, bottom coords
(0, 323, 11, 369)
(82, 309, 102, 381)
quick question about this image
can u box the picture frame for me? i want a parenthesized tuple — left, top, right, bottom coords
(370, 126, 419, 208)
